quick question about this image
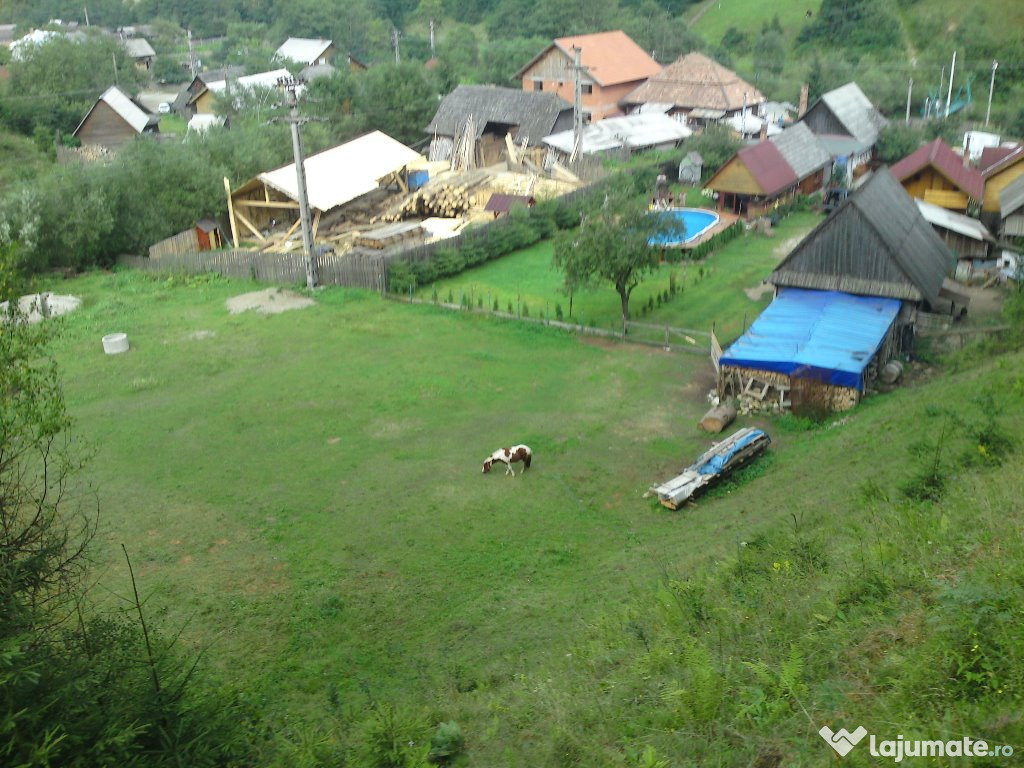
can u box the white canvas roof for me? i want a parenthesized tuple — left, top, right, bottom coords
(915, 199, 994, 243)
(275, 37, 333, 65)
(257, 131, 421, 212)
(543, 113, 691, 155)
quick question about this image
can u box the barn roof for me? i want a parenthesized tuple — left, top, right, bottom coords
(979, 143, 1024, 177)
(253, 130, 420, 213)
(73, 86, 158, 137)
(769, 122, 831, 180)
(275, 37, 333, 65)
(425, 85, 572, 146)
(771, 169, 955, 305)
(808, 82, 887, 147)
(720, 288, 901, 391)
(123, 37, 155, 58)
(889, 138, 985, 200)
(621, 51, 764, 112)
(516, 30, 660, 87)
(542, 112, 691, 155)
(204, 68, 292, 94)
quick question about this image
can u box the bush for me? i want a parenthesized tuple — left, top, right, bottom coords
(428, 721, 464, 764)
(555, 302, 563, 321)
(389, 261, 416, 294)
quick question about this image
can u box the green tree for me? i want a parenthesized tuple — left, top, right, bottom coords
(357, 62, 439, 145)
(684, 124, 744, 180)
(553, 187, 682, 325)
(753, 29, 785, 75)
(875, 123, 925, 164)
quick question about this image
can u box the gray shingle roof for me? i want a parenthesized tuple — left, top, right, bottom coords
(819, 82, 888, 147)
(425, 85, 573, 147)
(771, 169, 955, 306)
(769, 122, 832, 180)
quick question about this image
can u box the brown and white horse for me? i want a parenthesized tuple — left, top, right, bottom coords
(482, 444, 532, 477)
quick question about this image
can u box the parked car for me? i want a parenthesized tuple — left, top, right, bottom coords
(158, 102, 171, 114)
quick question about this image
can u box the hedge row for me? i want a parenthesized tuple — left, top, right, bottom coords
(660, 219, 744, 263)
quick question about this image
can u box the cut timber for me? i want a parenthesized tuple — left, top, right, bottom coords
(234, 209, 266, 241)
(550, 162, 580, 184)
(224, 177, 240, 248)
(699, 402, 736, 434)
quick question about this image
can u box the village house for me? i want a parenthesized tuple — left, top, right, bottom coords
(425, 85, 573, 165)
(703, 122, 831, 217)
(999, 174, 1024, 237)
(122, 37, 155, 71)
(798, 82, 887, 172)
(188, 69, 293, 116)
(979, 143, 1024, 231)
(889, 138, 984, 212)
(619, 51, 764, 127)
(915, 199, 994, 264)
(516, 30, 661, 123)
(172, 67, 245, 116)
(72, 85, 159, 150)
(274, 37, 336, 67)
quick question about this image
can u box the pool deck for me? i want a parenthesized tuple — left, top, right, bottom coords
(680, 211, 738, 250)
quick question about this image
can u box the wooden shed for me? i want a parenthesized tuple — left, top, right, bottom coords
(72, 86, 159, 150)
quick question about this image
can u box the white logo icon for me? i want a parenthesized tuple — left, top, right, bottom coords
(820, 725, 868, 757)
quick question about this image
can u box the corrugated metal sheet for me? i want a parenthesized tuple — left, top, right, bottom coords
(980, 143, 1024, 176)
(998, 173, 1024, 218)
(737, 140, 796, 196)
(426, 86, 572, 147)
(720, 288, 900, 390)
(819, 82, 887, 146)
(915, 199, 993, 242)
(77, 86, 156, 135)
(275, 37, 333, 65)
(257, 131, 420, 213)
(771, 169, 955, 306)
(543, 112, 691, 155)
(205, 68, 293, 94)
(770, 122, 831, 180)
(889, 138, 985, 200)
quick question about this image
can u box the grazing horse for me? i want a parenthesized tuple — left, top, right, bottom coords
(482, 445, 532, 477)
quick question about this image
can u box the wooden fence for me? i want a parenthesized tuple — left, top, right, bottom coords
(149, 228, 200, 259)
(124, 248, 389, 292)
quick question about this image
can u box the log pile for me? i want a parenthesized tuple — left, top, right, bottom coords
(375, 171, 491, 223)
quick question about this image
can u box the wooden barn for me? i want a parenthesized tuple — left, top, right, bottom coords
(703, 122, 831, 217)
(889, 138, 985, 211)
(620, 51, 764, 124)
(798, 82, 887, 170)
(72, 86, 159, 150)
(516, 30, 660, 123)
(172, 67, 245, 116)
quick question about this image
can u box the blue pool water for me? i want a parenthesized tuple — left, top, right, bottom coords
(649, 208, 719, 246)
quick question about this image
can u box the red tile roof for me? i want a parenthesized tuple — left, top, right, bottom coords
(979, 143, 1024, 177)
(889, 138, 984, 200)
(737, 140, 798, 196)
(518, 30, 661, 87)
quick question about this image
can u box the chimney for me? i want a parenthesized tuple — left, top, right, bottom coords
(798, 83, 809, 118)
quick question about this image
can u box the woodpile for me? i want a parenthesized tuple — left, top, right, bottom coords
(375, 170, 490, 223)
(699, 401, 736, 433)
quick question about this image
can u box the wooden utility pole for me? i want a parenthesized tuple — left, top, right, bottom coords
(570, 47, 583, 162)
(986, 60, 998, 126)
(945, 50, 956, 118)
(83, 6, 90, 26)
(187, 29, 197, 77)
(278, 76, 318, 289)
(905, 78, 913, 123)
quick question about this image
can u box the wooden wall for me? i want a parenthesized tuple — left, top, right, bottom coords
(74, 101, 139, 149)
(983, 162, 1024, 213)
(901, 167, 968, 210)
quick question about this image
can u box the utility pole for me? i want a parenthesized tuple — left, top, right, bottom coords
(84, 6, 90, 26)
(571, 46, 583, 162)
(937, 66, 945, 118)
(391, 28, 401, 64)
(278, 76, 318, 289)
(112, 52, 118, 84)
(187, 29, 197, 77)
(905, 78, 913, 123)
(986, 60, 998, 127)
(429, 18, 436, 58)
(945, 50, 956, 118)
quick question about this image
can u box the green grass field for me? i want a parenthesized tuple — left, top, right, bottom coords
(417, 212, 821, 344)
(39, 267, 1023, 765)
(689, 0, 823, 45)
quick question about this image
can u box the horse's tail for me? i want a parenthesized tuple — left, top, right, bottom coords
(524, 450, 532, 469)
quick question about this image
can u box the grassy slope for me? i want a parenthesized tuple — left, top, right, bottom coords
(690, 0, 823, 46)
(417, 212, 821, 344)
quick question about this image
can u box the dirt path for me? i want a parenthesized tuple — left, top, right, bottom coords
(226, 288, 315, 315)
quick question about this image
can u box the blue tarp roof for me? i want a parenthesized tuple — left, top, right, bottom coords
(720, 288, 900, 390)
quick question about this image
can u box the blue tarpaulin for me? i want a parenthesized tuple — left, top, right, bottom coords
(720, 288, 901, 391)
(697, 428, 767, 475)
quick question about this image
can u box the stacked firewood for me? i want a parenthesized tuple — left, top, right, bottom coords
(375, 171, 490, 223)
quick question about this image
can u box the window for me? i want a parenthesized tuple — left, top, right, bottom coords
(533, 78, 544, 92)
(581, 83, 593, 95)
(582, 111, 593, 125)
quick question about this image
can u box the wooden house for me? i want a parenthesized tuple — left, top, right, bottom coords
(770, 169, 958, 316)
(122, 37, 155, 71)
(798, 82, 887, 170)
(172, 67, 245, 116)
(703, 122, 831, 217)
(914, 199, 993, 262)
(274, 38, 336, 67)
(620, 51, 764, 124)
(425, 85, 572, 165)
(72, 86, 159, 150)
(999, 174, 1024, 237)
(889, 138, 984, 211)
(979, 144, 1024, 227)
(484, 193, 535, 218)
(188, 69, 292, 115)
(516, 30, 660, 123)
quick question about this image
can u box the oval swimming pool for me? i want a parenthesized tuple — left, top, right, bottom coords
(649, 207, 719, 246)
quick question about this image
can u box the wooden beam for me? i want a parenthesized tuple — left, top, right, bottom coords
(234, 199, 301, 209)
(234, 208, 266, 241)
(311, 210, 321, 242)
(224, 177, 239, 248)
(272, 218, 302, 253)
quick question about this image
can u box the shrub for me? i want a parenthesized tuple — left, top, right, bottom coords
(446, 289, 454, 304)
(507, 300, 513, 313)
(522, 302, 529, 317)
(555, 302, 563, 321)
(428, 721, 464, 764)
(493, 297, 499, 312)
(388, 261, 416, 294)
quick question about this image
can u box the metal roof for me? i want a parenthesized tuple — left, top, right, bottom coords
(735, 140, 797, 196)
(255, 131, 420, 213)
(771, 169, 956, 305)
(123, 38, 155, 58)
(426, 85, 572, 146)
(999, 174, 1024, 218)
(721, 288, 900, 391)
(205, 68, 293, 94)
(542, 112, 691, 155)
(815, 134, 870, 158)
(889, 138, 985, 201)
(74, 86, 158, 136)
(769, 122, 832, 180)
(915, 199, 993, 242)
(274, 37, 333, 65)
(817, 82, 887, 146)
(980, 143, 1024, 177)
(484, 193, 535, 213)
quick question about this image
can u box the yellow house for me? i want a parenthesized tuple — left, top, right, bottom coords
(980, 144, 1024, 214)
(889, 138, 984, 212)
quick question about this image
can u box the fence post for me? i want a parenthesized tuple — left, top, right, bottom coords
(545, 301, 549, 325)
(517, 296, 520, 319)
